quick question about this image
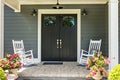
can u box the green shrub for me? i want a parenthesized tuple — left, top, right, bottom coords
(108, 64, 120, 80)
(0, 67, 5, 80)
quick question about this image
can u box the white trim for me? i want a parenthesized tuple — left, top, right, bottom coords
(108, 0, 119, 69)
(2, 0, 107, 13)
(19, 0, 107, 5)
(0, 1, 4, 58)
(2, 0, 21, 12)
(38, 9, 81, 63)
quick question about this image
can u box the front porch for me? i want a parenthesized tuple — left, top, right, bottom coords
(0, 1, 119, 80)
(18, 62, 89, 78)
(17, 62, 107, 80)
(0, 0, 119, 70)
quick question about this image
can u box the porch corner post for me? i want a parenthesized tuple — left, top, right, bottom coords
(0, 0, 4, 58)
(108, 0, 119, 69)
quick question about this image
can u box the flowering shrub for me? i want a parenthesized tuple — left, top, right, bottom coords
(0, 67, 5, 80)
(86, 51, 110, 78)
(0, 59, 10, 70)
(0, 54, 23, 70)
(108, 64, 120, 80)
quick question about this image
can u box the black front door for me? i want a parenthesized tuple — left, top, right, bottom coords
(41, 14, 77, 61)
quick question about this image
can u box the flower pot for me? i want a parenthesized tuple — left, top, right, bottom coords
(92, 72, 102, 80)
(7, 74, 18, 80)
(4, 70, 9, 75)
(10, 69, 19, 74)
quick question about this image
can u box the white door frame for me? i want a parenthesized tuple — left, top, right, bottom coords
(38, 9, 81, 63)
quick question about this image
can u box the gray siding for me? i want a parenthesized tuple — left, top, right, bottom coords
(4, 6, 38, 57)
(80, 5, 108, 56)
(4, 4, 108, 58)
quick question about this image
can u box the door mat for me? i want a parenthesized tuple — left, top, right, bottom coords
(42, 61, 63, 65)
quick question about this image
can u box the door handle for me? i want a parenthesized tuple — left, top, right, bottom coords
(57, 39, 59, 48)
(60, 39, 62, 48)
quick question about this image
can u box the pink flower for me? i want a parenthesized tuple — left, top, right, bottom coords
(106, 58, 110, 64)
(92, 57, 96, 62)
(20, 63, 24, 68)
(2, 60, 7, 65)
(86, 65, 89, 68)
(10, 65, 15, 68)
(10, 61, 13, 65)
(16, 61, 20, 64)
(102, 71, 107, 76)
(86, 75, 90, 78)
(13, 53, 16, 56)
(99, 67, 104, 72)
(97, 53, 100, 57)
(91, 70, 96, 75)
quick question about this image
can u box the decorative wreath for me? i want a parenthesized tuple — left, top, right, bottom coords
(62, 16, 75, 27)
(44, 16, 56, 27)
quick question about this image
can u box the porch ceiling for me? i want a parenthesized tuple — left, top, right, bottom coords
(2, 0, 107, 12)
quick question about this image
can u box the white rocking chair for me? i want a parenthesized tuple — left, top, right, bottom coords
(12, 40, 34, 66)
(79, 39, 102, 65)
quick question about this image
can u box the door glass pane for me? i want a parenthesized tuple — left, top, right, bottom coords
(43, 16, 56, 27)
(62, 16, 75, 27)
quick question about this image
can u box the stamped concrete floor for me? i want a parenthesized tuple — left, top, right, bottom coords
(18, 62, 89, 78)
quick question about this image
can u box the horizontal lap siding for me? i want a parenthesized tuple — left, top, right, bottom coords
(4, 4, 108, 58)
(4, 6, 38, 58)
(80, 5, 108, 56)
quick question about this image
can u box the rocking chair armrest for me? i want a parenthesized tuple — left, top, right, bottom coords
(25, 50, 33, 54)
(81, 49, 88, 53)
(82, 54, 93, 57)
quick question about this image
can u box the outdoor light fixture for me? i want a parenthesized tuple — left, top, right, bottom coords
(81, 9, 88, 16)
(52, 0, 63, 9)
(31, 9, 37, 16)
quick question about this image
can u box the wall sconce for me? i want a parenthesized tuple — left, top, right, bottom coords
(31, 9, 37, 16)
(81, 9, 88, 16)
(52, 0, 63, 9)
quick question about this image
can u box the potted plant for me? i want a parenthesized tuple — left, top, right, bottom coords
(86, 51, 110, 80)
(0, 53, 23, 74)
(7, 54, 23, 74)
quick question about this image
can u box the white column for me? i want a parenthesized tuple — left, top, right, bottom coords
(0, 0, 4, 58)
(108, 0, 119, 69)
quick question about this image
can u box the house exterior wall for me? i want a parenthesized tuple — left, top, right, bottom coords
(4, 4, 108, 58)
(4, 6, 38, 57)
(119, 1, 120, 63)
